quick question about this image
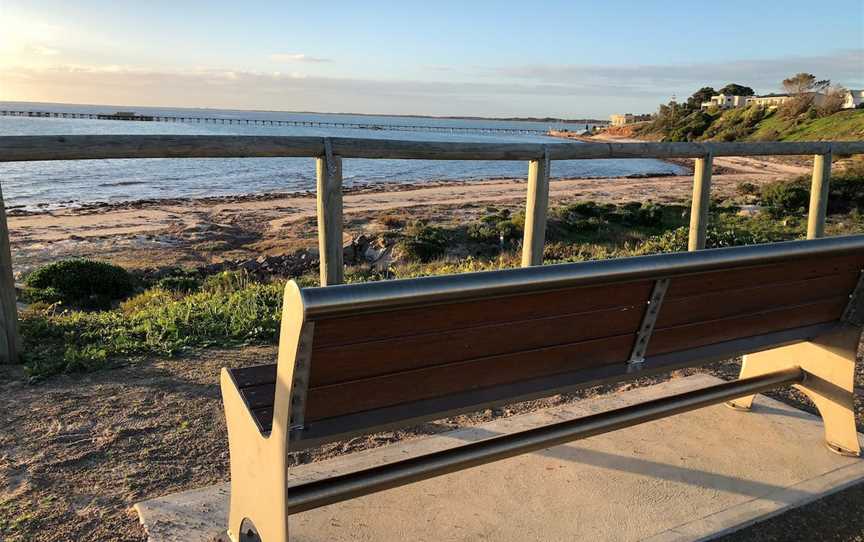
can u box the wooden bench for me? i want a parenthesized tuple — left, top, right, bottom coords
(220, 235, 864, 541)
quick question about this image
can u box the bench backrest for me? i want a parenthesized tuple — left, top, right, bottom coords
(249, 236, 864, 450)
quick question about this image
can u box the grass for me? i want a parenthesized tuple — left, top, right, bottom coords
(748, 109, 864, 142)
(18, 173, 864, 381)
(634, 104, 864, 143)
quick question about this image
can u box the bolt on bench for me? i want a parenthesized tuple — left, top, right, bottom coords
(220, 235, 864, 542)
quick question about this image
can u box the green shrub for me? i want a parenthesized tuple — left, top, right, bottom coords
(568, 217, 603, 233)
(120, 288, 177, 315)
(610, 202, 664, 228)
(759, 164, 864, 217)
(760, 179, 810, 217)
(561, 201, 603, 219)
(467, 209, 524, 244)
(155, 275, 200, 293)
(638, 225, 780, 254)
(827, 164, 864, 213)
(201, 270, 253, 295)
(378, 212, 406, 229)
(736, 182, 759, 196)
(24, 259, 135, 309)
(398, 222, 449, 262)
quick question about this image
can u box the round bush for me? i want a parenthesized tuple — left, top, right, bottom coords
(760, 179, 809, 217)
(25, 259, 135, 309)
(398, 223, 448, 262)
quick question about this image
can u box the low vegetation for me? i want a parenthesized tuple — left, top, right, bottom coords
(17, 166, 864, 380)
(23, 259, 136, 309)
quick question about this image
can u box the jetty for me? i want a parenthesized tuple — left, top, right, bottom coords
(0, 109, 596, 136)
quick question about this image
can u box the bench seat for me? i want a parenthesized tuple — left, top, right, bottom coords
(220, 235, 864, 541)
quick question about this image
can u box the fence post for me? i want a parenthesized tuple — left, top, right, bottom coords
(316, 142, 344, 286)
(688, 153, 713, 251)
(521, 152, 551, 267)
(0, 182, 18, 363)
(807, 152, 831, 239)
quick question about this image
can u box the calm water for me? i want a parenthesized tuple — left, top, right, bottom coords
(0, 102, 684, 210)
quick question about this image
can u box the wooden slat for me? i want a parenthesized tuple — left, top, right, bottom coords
(311, 304, 643, 387)
(304, 333, 635, 422)
(239, 383, 277, 409)
(229, 364, 276, 387)
(312, 280, 653, 347)
(648, 297, 847, 356)
(665, 254, 863, 300)
(252, 407, 274, 432)
(657, 272, 859, 329)
(305, 295, 849, 423)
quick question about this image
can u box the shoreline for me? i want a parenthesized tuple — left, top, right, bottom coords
(5, 170, 687, 217)
(6, 152, 809, 274)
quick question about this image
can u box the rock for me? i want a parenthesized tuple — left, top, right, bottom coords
(343, 235, 372, 264)
(737, 204, 761, 217)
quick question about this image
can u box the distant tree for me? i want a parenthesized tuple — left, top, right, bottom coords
(818, 86, 848, 117)
(686, 87, 716, 110)
(782, 73, 830, 96)
(718, 83, 755, 96)
(780, 73, 832, 119)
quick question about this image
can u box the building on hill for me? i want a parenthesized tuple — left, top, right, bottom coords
(745, 94, 796, 108)
(610, 113, 633, 126)
(701, 92, 834, 110)
(700, 94, 749, 110)
(609, 113, 651, 126)
(842, 90, 864, 109)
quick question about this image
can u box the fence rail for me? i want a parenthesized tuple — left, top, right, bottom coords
(1, 135, 863, 162)
(0, 135, 862, 364)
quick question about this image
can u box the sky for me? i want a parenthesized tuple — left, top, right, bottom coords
(1, 0, 862, 118)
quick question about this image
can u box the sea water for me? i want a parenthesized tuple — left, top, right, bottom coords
(0, 102, 684, 210)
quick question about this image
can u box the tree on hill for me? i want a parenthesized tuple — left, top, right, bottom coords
(780, 73, 832, 118)
(686, 87, 716, 110)
(718, 83, 755, 96)
(782, 73, 830, 96)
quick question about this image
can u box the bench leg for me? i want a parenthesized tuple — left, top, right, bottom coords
(727, 325, 861, 456)
(222, 369, 290, 542)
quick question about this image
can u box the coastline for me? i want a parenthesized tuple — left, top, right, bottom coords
(7, 154, 808, 274)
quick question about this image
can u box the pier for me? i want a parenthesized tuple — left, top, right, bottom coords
(0, 109, 604, 136)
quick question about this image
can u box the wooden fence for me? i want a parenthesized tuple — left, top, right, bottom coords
(1, 135, 863, 364)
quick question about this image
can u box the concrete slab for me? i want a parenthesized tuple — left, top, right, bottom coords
(135, 375, 864, 542)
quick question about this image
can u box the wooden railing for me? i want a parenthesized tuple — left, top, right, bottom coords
(1, 135, 863, 363)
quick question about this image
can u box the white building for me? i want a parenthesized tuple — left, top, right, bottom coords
(701, 92, 836, 110)
(609, 113, 634, 126)
(700, 94, 750, 110)
(843, 89, 864, 109)
(745, 94, 795, 108)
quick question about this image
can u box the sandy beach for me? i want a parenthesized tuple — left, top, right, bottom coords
(7, 151, 809, 274)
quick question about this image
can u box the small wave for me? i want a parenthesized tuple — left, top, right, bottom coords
(96, 181, 148, 187)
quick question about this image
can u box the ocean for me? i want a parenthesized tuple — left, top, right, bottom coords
(0, 102, 684, 210)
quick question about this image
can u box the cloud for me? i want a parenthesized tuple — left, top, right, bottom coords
(0, 63, 592, 115)
(3, 49, 862, 117)
(490, 49, 864, 94)
(30, 45, 59, 56)
(269, 53, 332, 63)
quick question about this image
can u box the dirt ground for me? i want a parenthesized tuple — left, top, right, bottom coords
(0, 346, 861, 542)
